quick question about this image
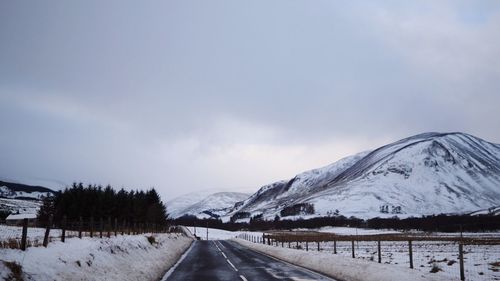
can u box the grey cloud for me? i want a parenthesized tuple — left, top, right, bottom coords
(0, 1, 499, 199)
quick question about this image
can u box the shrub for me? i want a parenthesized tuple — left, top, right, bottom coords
(4, 261, 23, 281)
(146, 235, 156, 245)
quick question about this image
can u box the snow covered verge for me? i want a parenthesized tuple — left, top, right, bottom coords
(232, 238, 449, 281)
(0, 233, 193, 281)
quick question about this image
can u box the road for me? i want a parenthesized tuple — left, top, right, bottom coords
(164, 240, 335, 281)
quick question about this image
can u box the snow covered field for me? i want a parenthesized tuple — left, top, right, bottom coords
(0, 198, 41, 215)
(0, 232, 192, 281)
(307, 226, 401, 235)
(283, 239, 499, 281)
(234, 238, 450, 281)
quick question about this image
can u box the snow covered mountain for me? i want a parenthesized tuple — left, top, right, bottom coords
(226, 132, 500, 220)
(0, 180, 56, 216)
(0, 181, 55, 200)
(167, 191, 250, 219)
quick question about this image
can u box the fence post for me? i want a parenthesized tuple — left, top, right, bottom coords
(377, 240, 381, 263)
(78, 216, 83, 239)
(99, 218, 103, 238)
(459, 243, 465, 281)
(317, 241, 320, 251)
(306, 241, 308, 251)
(296, 241, 299, 249)
(90, 217, 94, 238)
(61, 216, 67, 243)
(333, 239, 337, 254)
(408, 240, 413, 269)
(288, 241, 291, 248)
(21, 218, 28, 251)
(43, 215, 52, 247)
(351, 240, 355, 258)
(107, 217, 111, 238)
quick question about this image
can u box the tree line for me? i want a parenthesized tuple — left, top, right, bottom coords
(38, 183, 168, 227)
(174, 213, 500, 232)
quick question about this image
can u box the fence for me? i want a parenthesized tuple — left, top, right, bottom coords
(0, 216, 171, 251)
(237, 231, 500, 281)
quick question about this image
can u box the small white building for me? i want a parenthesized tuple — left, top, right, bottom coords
(5, 213, 37, 226)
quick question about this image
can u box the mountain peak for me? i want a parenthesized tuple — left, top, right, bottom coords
(225, 132, 500, 220)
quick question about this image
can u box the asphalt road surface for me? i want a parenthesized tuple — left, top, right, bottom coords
(164, 240, 335, 281)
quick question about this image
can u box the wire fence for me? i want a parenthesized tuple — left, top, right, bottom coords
(237, 231, 500, 281)
(0, 217, 174, 250)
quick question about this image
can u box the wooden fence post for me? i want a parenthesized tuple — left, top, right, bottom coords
(107, 217, 111, 238)
(288, 241, 291, 248)
(99, 218, 103, 238)
(317, 241, 320, 251)
(61, 216, 67, 243)
(459, 243, 465, 281)
(333, 239, 337, 254)
(78, 216, 83, 239)
(90, 217, 94, 238)
(21, 218, 28, 251)
(408, 240, 413, 269)
(351, 240, 355, 258)
(378, 240, 381, 263)
(306, 241, 308, 251)
(43, 215, 52, 247)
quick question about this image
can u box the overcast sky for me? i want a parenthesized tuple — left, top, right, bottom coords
(1, 1, 499, 201)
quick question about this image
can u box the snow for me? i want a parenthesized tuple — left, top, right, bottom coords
(0, 224, 62, 242)
(167, 190, 250, 219)
(309, 226, 401, 235)
(6, 213, 37, 220)
(223, 132, 500, 220)
(185, 226, 262, 240)
(0, 233, 192, 281)
(0, 186, 51, 200)
(0, 197, 41, 215)
(233, 238, 451, 281)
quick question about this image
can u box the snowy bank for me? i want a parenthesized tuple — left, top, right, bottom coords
(0, 233, 192, 281)
(232, 238, 449, 281)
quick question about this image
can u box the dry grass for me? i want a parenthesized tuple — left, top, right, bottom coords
(3, 261, 24, 281)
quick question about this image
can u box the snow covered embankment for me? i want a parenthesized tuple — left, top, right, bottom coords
(0, 233, 193, 281)
(232, 238, 448, 281)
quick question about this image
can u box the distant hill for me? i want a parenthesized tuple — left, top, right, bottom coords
(0, 180, 56, 194)
(224, 132, 500, 220)
(167, 191, 250, 219)
(0, 180, 57, 217)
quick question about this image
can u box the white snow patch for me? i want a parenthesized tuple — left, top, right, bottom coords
(233, 238, 449, 281)
(0, 233, 192, 281)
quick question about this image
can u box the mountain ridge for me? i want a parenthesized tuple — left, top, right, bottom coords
(224, 132, 500, 220)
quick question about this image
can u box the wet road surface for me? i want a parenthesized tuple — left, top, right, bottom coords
(164, 240, 335, 281)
